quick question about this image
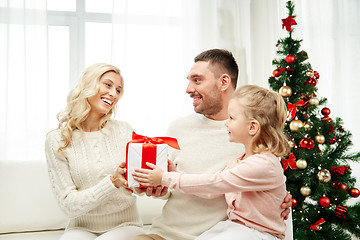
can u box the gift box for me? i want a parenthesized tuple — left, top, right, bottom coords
(126, 132, 180, 188)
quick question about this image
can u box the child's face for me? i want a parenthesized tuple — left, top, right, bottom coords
(225, 99, 251, 144)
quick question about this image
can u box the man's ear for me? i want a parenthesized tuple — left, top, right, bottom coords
(219, 74, 231, 91)
(249, 120, 260, 136)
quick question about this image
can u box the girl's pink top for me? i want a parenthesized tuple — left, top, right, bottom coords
(162, 151, 287, 239)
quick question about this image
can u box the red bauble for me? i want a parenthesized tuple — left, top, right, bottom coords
(339, 184, 348, 191)
(273, 69, 281, 77)
(329, 137, 337, 144)
(285, 54, 295, 64)
(314, 71, 320, 79)
(321, 107, 331, 116)
(319, 196, 331, 208)
(299, 138, 315, 150)
(349, 187, 360, 198)
(311, 78, 317, 86)
(291, 198, 297, 208)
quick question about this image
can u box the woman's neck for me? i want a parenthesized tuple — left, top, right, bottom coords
(82, 114, 102, 132)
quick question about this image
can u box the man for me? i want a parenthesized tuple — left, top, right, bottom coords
(131, 49, 291, 240)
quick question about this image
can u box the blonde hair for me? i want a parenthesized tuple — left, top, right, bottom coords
(56, 63, 123, 153)
(232, 85, 290, 157)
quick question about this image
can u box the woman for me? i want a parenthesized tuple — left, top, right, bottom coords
(45, 63, 145, 240)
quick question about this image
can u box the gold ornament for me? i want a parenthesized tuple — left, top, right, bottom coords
(315, 134, 325, 144)
(289, 119, 303, 132)
(279, 85, 292, 98)
(317, 169, 331, 183)
(296, 159, 307, 169)
(288, 140, 295, 148)
(309, 97, 319, 106)
(300, 186, 311, 196)
(306, 70, 314, 78)
(303, 121, 313, 131)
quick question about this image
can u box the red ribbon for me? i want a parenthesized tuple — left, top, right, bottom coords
(287, 100, 305, 120)
(282, 16, 297, 32)
(331, 166, 351, 175)
(310, 218, 325, 230)
(282, 153, 298, 171)
(130, 132, 180, 150)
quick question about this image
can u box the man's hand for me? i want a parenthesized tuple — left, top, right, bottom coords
(281, 192, 292, 220)
(134, 186, 169, 197)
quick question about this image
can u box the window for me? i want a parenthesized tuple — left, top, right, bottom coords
(0, 0, 192, 162)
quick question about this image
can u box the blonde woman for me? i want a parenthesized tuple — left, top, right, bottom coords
(45, 63, 145, 240)
(134, 85, 290, 240)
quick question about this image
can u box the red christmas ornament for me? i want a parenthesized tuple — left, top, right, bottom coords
(273, 69, 281, 77)
(319, 196, 331, 208)
(329, 137, 337, 144)
(311, 78, 317, 86)
(291, 198, 297, 207)
(321, 107, 331, 116)
(335, 205, 348, 219)
(339, 184, 348, 191)
(349, 187, 360, 198)
(285, 54, 296, 64)
(314, 71, 320, 79)
(299, 138, 314, 150)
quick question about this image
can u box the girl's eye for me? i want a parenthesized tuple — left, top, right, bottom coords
(105, 82, 111, 87)
(116, 89, 121, 94)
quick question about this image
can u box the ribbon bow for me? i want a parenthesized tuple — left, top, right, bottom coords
(331, 166, 351, 175)
(287, 100, 305, 120)
(130, 132, 180, 150)
(282, 16, 297, 32)
(310, 218, 325, 230)
(282, 153, 298, 171)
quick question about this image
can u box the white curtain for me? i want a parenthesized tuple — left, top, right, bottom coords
(0, 0, 51, 162)
(1, 0, 359, 195)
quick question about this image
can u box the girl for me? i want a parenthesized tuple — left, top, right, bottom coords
(45, 63, 145, 240)
(133, 85, 290, 239)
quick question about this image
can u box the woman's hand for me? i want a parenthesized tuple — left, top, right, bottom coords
(132, 162, 164, 187)
(110, 162, 133, 193)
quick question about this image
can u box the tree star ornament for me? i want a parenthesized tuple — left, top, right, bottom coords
(282, 16, 297, 32)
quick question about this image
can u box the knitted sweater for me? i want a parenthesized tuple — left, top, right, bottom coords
(162, 151, 287, 239)
(45, 119, 142, 233)
(149, 114, 245, 240)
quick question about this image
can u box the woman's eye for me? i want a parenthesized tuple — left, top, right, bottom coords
(116, 89, 121, 94)
(105, 83, 111, 87)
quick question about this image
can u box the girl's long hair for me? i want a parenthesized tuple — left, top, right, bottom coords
(233, 85, 290, 157)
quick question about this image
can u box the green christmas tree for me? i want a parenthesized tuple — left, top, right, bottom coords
(268, 1, 360, 239)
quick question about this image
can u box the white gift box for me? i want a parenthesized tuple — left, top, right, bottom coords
(126, 143, 168, 188)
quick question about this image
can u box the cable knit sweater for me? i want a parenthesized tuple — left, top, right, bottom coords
(45, 119, 142, 233)
(149, 114, 245, 240)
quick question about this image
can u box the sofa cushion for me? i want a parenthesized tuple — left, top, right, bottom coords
(0, 160, 68, 234)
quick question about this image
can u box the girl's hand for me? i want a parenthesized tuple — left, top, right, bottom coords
(132, 162, 164, 186)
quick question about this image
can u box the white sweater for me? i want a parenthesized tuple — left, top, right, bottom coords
(45, 119, 142, 233)
(149, 114, 245, 240)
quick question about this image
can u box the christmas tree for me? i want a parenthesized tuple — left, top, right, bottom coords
(268, 1, 360, 239)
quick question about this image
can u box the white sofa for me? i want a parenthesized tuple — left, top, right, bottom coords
(0, 160, 166, 240)
(0, 160, 294, 240)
